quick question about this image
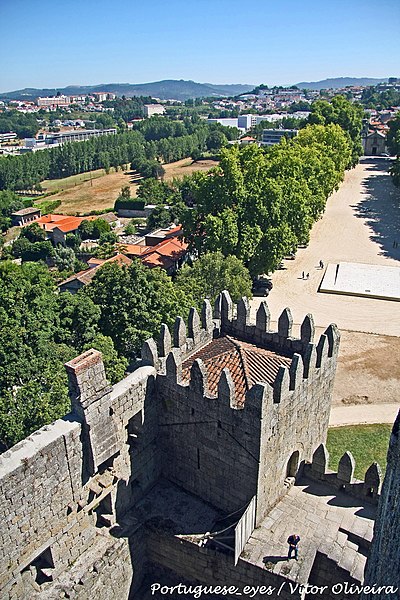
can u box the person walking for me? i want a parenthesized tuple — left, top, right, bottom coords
(306, 273, 309, 279)
(287, 534, 300, 560)
(302, 271, 305, 279)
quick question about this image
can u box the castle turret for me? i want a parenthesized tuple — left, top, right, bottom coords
(361, 411, 400, 598)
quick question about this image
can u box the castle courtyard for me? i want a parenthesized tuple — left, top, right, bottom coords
(251, 157, 400, 406)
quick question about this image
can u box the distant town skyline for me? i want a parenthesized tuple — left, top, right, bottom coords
(1, 0, 399, 94)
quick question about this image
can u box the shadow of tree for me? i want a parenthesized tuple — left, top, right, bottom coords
(353, 158, 400, 260)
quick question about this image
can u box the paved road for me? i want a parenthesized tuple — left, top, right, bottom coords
(250, 158, 400, 336)
(329, 403, 399, 427)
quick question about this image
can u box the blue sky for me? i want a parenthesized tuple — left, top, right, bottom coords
(1, 0, 399, 92)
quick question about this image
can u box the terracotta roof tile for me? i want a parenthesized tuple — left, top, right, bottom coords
(182, 336, 292, 406)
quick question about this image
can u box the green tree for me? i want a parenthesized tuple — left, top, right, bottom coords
(386, 112, 400, 157)
(20, 222, 47, 243)
(206, 130, 228, 151)
(53, 246, 76, 271)
(147, 206, 172, 230)
(175, 252, 252, 306)
(0, 262, 73, 449)
(84, 260, 194, 359)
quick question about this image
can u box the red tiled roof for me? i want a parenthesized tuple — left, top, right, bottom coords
(119, 244, 149, 256)
(120, 236, 188, 270)
(182, 335, 292, 406)
(59, 254, 131, 287)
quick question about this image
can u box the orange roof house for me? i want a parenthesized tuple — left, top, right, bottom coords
(36, 214, 97, 244)
(59, 253, 132, 294)
(119, 235, 189, 274)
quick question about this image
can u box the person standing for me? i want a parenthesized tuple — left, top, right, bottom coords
(287, 534, 300, 560)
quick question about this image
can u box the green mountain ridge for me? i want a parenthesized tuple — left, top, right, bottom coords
(294, 77, 389, 90)
(0, 80, 254, 102)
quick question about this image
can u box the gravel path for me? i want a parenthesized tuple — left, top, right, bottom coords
(329, 403, 399, 427)
(250, 157, 400, 336)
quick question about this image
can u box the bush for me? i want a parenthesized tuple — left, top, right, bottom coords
(114, 198, 146, 211)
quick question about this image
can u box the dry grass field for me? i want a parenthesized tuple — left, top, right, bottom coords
(38, 158, 218, 215)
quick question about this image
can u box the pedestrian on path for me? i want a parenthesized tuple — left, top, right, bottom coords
(306, 273, 309, 279)
(287, 534, 300, 560)
(302, 271, 305, 279)
(319, 260, 324, 269)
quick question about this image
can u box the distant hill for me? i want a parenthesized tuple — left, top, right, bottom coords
(0, 80, 254, 102)
(294, 77, 388, 90)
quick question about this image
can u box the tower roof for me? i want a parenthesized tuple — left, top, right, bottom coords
(182, 335, 292, 405)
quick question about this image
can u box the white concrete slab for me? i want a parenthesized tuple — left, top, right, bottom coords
(319, 262, 400, 301)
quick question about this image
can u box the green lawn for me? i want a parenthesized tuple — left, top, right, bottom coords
(41, 168, 108, 192)
(326, 424, 391, 480)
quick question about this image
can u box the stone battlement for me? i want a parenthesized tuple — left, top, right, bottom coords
(0, 293, 343, 600)
(305, 443, 382, 504)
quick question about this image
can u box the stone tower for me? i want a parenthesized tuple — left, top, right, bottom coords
(361, 410, 400, 599)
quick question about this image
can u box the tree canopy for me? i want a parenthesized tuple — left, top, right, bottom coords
(180, 124, 352, 274)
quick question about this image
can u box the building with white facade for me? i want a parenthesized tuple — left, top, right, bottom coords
(143, 104, 165, 117)
(37, 96, 71, 108)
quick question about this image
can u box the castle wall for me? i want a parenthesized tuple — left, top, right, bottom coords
(217, 294, 340, 522)
(146, 531, 302, 600)
(157, 369, 263, 515)
(0, 355, 157, 599)
(361, 411, 400, 599)
(0, 292, 344, 599)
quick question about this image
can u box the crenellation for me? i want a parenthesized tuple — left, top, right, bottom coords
(278, 307, 293, 338)
(236, 296, 251, 328)
(306, 442, 381, 505)
(300, 313, 315, 344)
(188, 306, 201, 342)
(324, 323, 341, 358)
(0, 292, 350, 599)
(338, 450, 356, 484)
(141, 337, 160, 369)
(189, 358, 209, 396)
(364, 462, 382, 497)
(303, 341, 318, 378)
(289, 352, 303, 391)
(273, 365, 290, 403)
(173, 315, 187, 349)
(316, 332, 329, 368)
(165, 348, 183, 382)
(158, 323, 172, 357)
(201, 298, 213, 333)
(217, 368, 237, 409)
(256, 300, 270, 333)
(220, 289, 233, 325)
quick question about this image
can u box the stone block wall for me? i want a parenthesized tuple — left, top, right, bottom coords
(216, 293, 341, 522)
(0, 356, 157, 599)
(157, 362, 263, 515)
(305, 443, 382, 504)
(146, 530, 301, 600)
(361, 411, 400, 599)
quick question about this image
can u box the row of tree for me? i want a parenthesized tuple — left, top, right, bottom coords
(180, 123, 354, 274)
(0, 119, 236, 191)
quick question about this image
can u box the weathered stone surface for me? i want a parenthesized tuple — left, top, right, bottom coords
(0, 297, 352, 600)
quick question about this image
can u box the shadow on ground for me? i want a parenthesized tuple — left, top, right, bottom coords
(352, 158, 400, 260)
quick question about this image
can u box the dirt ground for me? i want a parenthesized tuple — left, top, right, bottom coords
(41, 158, 218, 215)
(327, 329, 399, 406)
(251, 158, 400, 407)
(163, 158, 218, 180)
